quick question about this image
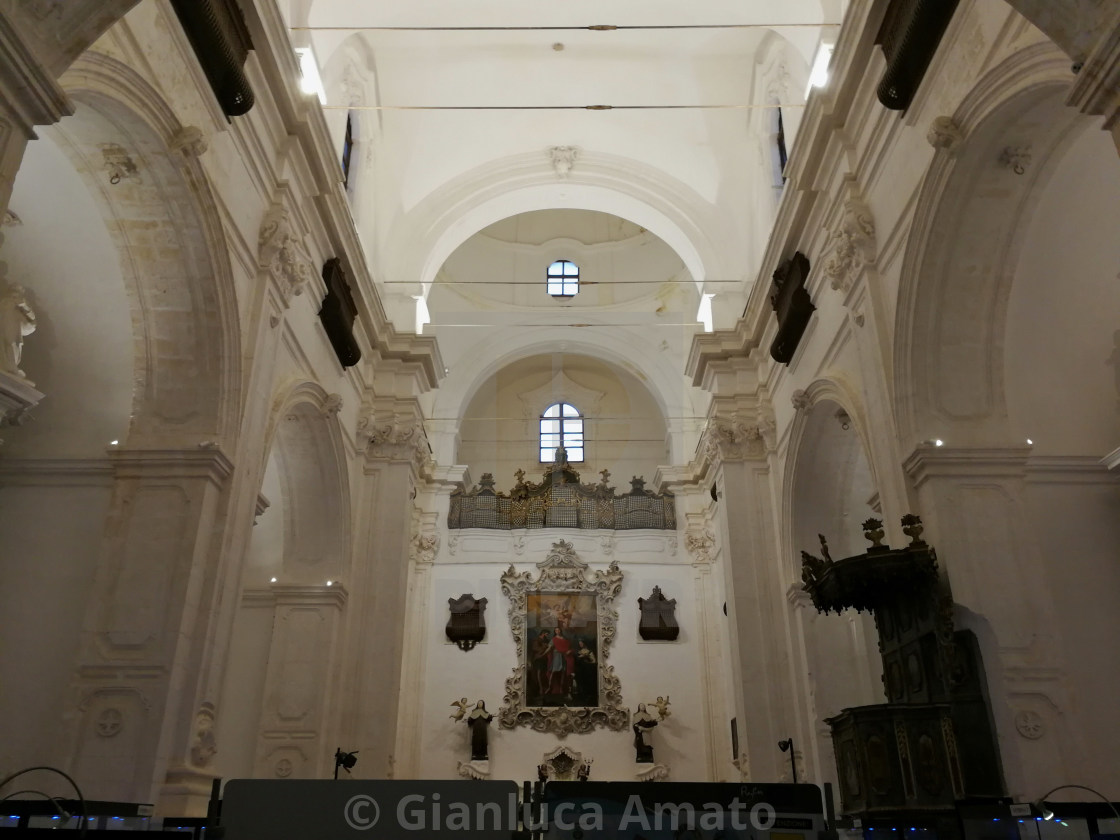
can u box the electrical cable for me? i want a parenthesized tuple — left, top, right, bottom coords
(0, 766, 87, 836)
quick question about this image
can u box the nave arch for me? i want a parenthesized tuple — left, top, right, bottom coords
(216, 380, 353, 781)
(893, 44, 1120, 792)
(782, 379, 883, 787)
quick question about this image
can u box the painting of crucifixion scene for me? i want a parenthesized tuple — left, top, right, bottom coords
(525, 592, 600, 708)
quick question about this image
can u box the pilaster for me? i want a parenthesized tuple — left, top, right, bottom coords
(246, 584, 348, 784)
(699, 405, 793, 782)
(62, 446, 233, 806)
(338, 399, 430, 779)
(901, 444, 1120, 796)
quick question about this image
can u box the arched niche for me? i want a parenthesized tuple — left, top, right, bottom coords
(3, 53, 241, 450)
(785, 389, 883, 787)
(895, 47, 1120, 790)
(216, 384, 351, 780)
(426, 330, 704, 466)
(456, 353, 669, 491)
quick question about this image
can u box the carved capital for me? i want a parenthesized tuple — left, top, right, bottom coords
(189, 702, 217, 767)
(702, 413, 770, 463)
(791, 389, 811, 412)
(684, 525, 716, 565)
(926, 116, 964, 154)
(358, 408, 430, 466)
(259, 204, 313, 304)
(822, 198, 876, 295)
(410, 531, 440, 565)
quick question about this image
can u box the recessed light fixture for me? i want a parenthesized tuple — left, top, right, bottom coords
(552, 42, 565, 51)
(109, 440, 119, 445)
(326, 580, 333, 587)
(1027, 438, 1033, 445)
(270, 577, 277, 583)
(934, 439, 944, 447)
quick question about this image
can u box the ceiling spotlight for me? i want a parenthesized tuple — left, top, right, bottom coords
(270, 577, 277, 583)
(109, 440, 119, 446)
(1027, 438, 1033, 445)
(326, 580, 333, 587)
(934, 439, 944, 447)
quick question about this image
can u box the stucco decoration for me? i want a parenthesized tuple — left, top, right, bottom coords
(169, 125, 208, 157)
(685, 525, 715, 565)
(926, 116, 964, 154)
(190, 703, 217, 767)
(701, 413, 769, 464)
(259, 204, 313, 304)
(548, 146, 579, 178)
(823, 199, 876, 295)
(499, 540, 627, 735)
(357, 408, 430, 468)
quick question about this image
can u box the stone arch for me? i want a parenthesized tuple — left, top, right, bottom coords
(782, 378, 883, 789)
(258, 381, 351, 582)
(894, 43, 1075, 447)
(427, 330, 700, 465)
(50, 51, 241, 443)
(895, 41, 1120, 793)
(385, 151, 731, 302)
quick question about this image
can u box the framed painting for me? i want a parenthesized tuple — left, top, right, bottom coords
(499, 540, 629, 735)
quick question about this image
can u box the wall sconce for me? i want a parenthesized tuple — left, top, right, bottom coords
(835, 409, 851, 431)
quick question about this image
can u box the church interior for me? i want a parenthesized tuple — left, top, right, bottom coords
(1, 0, 1119, 829)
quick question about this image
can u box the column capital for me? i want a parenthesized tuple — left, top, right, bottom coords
(700, 405, 776, 466)
(357, 399, 430, 467)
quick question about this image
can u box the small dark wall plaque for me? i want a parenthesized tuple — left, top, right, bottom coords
(769, 251, 815, 365)
(638, 586, 679, 641)
(318, 258, 362, 368)
(446, 594, 487, 651)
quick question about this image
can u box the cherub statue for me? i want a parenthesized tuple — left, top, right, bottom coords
(450, 697, 471, 721)
(652, 695, 672, 719)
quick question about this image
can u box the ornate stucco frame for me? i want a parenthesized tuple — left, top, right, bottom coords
(499, 540, 628, 735)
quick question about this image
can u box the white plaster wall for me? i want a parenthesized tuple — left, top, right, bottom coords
(456, 354, 669, 488)
(1, 130, 133, 457)
(413, 530, 724, 782)
(0, 481, 113, 771)
(1003, 121, 1120, 455)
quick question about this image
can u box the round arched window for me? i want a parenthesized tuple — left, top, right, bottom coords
(546, 260, 579, 298)
(540, 402, 584, 462)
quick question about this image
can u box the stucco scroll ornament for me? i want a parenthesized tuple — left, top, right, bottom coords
(685, 526, 716, 565)
(548, 146, 579, 178)
(702, 414, 767, 465)
(190, 703, 218, 767)
(411, 531, 440, 565)
(822, 199, 876, 295)
(357, 411, 430, 465)
(259, 205, 312, 304)
(499, 540, 628, 736)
